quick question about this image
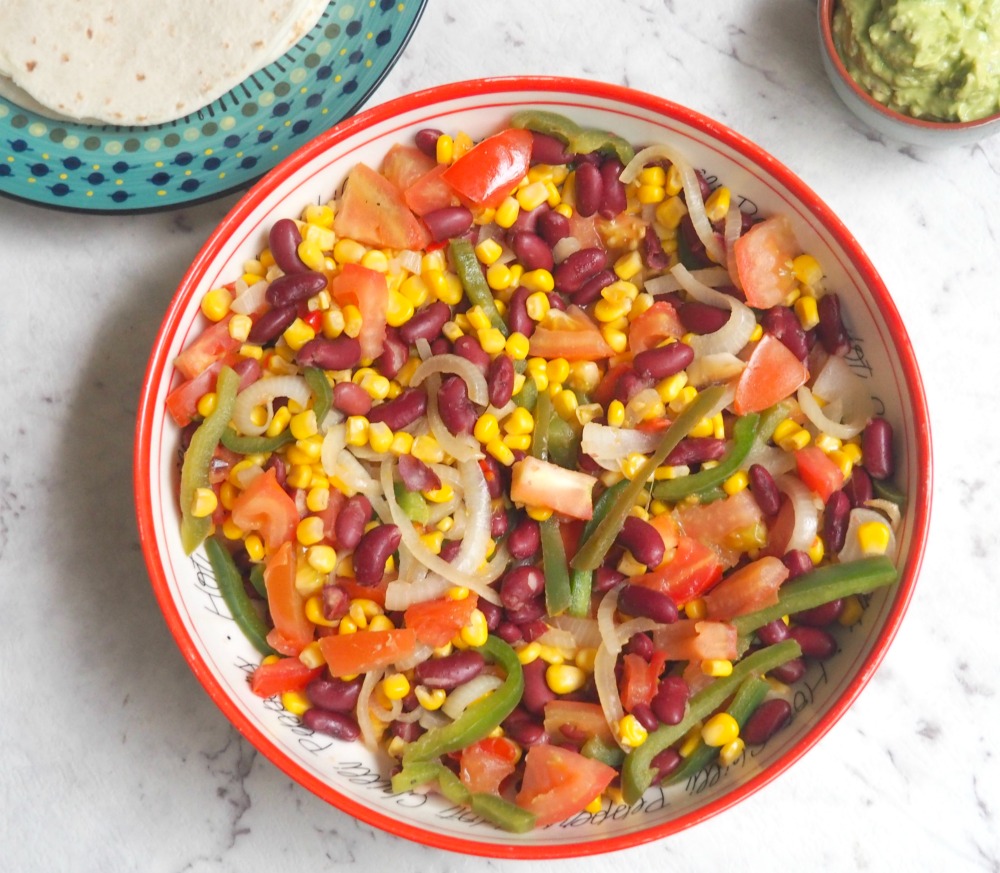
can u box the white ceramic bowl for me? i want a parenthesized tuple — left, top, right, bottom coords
(818, 0, 1000, 147)
(134, 77, 932, 858)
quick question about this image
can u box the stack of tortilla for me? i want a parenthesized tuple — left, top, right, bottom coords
(0, 0, 328, 126)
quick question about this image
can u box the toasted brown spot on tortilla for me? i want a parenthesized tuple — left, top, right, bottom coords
(26, 60, 36, 72)
(137, 73, 146, 81)
(86, 28, 93, 38)
(61, 53, 70, 62)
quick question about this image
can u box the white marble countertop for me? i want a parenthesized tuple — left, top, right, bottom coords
(2, 0, 998, 869)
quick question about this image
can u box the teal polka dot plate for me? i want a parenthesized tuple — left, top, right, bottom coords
(0, 0, 426, 213)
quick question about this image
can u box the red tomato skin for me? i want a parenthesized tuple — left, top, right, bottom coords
(703, 556, 790, 620)
(330, 263, 389, 363)
(441, 128, 533, 209)
(509, 456, 596, 521)
(653, 619, 738, 661)
(380, 143, 437, 190)
(174, 318, 242, 380)
(733, 333, 810, 415)
(515, 744, 616, 827)
(795, 445, 845, 503)
(628, 300, 684, 353)
(403, 594, 479, 648)
(620, 651, 669, 712)
(404, 164, 460, 216)
(318, 628, 418, 677)
(230, 467, 300, 550)
(733, 215, 799, 309)
(263, 541, 314, 653)
(332, 163, 431, 250)
(459, 737, 519, 795)
(249, 658, 323, 698)
(528, 305, 614, 361)
(631, 536, 723, 605)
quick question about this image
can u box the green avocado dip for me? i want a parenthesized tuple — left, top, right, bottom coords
(833, 0, 1000, 122)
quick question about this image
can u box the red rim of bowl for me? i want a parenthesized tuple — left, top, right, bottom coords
(818, 0, 1000, 132)
(134, 75, 933, 859)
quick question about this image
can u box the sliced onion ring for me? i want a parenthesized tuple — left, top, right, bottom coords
(232, 374, 311, 436)
(776, 473, 821, 552)
(671, 263, 756, 358)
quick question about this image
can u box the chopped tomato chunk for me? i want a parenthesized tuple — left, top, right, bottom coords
(652, 619, 738, 661)
(318, 628, 418, 678)
(333, 162, 431, 250)
(733, 333, 809, 415)
(515, 744, 616, 827)
(459, 737, 520, 795)
(249, 657, 322, 698)
(330, 263, 389, 363)
(528, 305, 614, 361)
(628, 300, 684, 353)
(441, 128, 533, 209)
(733, 215, 800, 309)
(509, 456, 597, 521)
(263, 541, 313, 653)
(795, 445, 845, 503)
(703, 556, 789, 620)
(380, 144, 437, 190)
(174, 318, 242, 380)
(230, 467, 299, 550)
(631, 535, 723, 604)
(542, 700, 614, 746)
(404, 594, 479, 648)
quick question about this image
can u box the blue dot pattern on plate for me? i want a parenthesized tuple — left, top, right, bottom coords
(0, 0, 426, 213)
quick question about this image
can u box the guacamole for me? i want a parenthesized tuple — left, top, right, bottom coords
(833, 0, 1000, 122)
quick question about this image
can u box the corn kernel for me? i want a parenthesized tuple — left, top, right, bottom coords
(306, 544, 338, 575)
(346, 415, 369, 447)
(521, 269, 555, 294)
(618, 714, 648, 747)
(285, 464, 313, 491)
(702, 659, 733, 677)
(600, 324, 628, 354)
(296, 516, 325, 547)
(655, 195, 688, 230)
(460, 609, 489, 647)
(637, 183, 666, 205)
(360, 249, 389, 273)
(607, 399, 626, 427)
(574, 647, 598, 673)
(305, 595, 338, 627)
(794, 295, 820, 330)
(381, 673, 411, 701)
(423, 482, 454, 503)
(807, 535, 825, 565)
(478, 327, 507, 355)
(474, 237, 503, 266)
(857, 520, 891, 556)
(552, 388, 578, 421)
(792, 253, 824, 286)
(718, 737, 745, 766)
(702, 712, 740, 747)
(244, 533, 265, 561)
(722, 470, 749, 496)
(435, 133, 454, 164)
(613, 250, 643, 281)
(486, 438, 515, 466)
(471, 412, 500, 445)
(190, 487, 217, 518)
(368, 614, 395, 632)
(838, 594, 865, 626)
(281, 689, 312, 717)
(486, 261, 513, 291)
(320, 306, 345, 338)
(517, 642, 542, 665)
(501, 331, 529, 360)
(368, 421, 394, 454)
(585, 795, 604, 814)
(419, 530, 444, 555)
(341, 304, 363, 339)
(494, 196, 520, 228)
(516, 180, 549, 211)
(288, 409, 318, 441)
(545, 664, 587, 695)
(385, 289, 415, 327)
(195, 391, 217, 419)
(704, 186, 731, 222)
(201, 287, 233, 322)
(297, 238, 326, 271)
(679, 723, 704, 758)
(412, 434, 445, 464)
(503, 406, 534, 436)
(415, 685, 446, 711)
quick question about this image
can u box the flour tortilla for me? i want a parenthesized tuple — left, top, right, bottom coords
(0, 0, 328, 126)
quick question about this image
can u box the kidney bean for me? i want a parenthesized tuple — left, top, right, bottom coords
(302, 708, 360, 741)
(414, 127, 443, 157)
(546, 291, 566, 312)
(511, 203, 549, 235)
(423, 205, 474, 242)
(521, 619, 552, 642)
(248, 305, 297, 345)
(789, 625, 838, 660)
(495, 621, 523, 644)
(437, 376, 477, 435)
(770, 657, 806, 684)
(503, 709, 546, 746)
(643, 225, 670, 271)
(762, 306, 809, 361)
(491, 506, 509, 539)
(321, 583, 351, 622)
(742, 698, 792, 746)
(295, 335, 362, 370)
(679, 215, 712, 268)
(616, 516, 666, 568)
(574, 161, 603, 217)
(511, 230, 554, 272)
(265, 270, 328, 308)
(372, 326, 408, 379)
(447, 336, 488, 377)
(306, 676, 364, 712)
(367, 387, 427, 430)
(824, 490, 851, 554)
(678, 301, 730, 335)
(665, 437, 727, 467)
(397, 453, 441, 492)
(232, 355, 262, 386)
(572, 268, 616, 306)
(439, 538, 462, 563)
(500, 565, 545, 612)
(530, 131, 573, 165)
(414, 650, 486, 690)
(268, 217, 309, 274)
(783, 549, 814, 580)
(818, 292, 851, 356)
(521, 659, 556, 714)
(613, 369, 654, 404)
(536, 209, 571, 247)
(399, 300, 451, 344)
(651, 676, 690, 726)
(486, 353, 516, 408)
(844, 465, 874, 508)
(390, 720, 423, 742)
(756, 618, 790, 645)
(652, 747, 682, 782)
(331, 381, 372, 417)
(599, 157, 626, 218)
(478, 598, 502, 632)
(632, 341, 694, 382)
(794, 598, 844, 627)
(619, 584, 678, 624)
(335, 494, 372, 550)
(553, 246, 607, 294)
(507, 517, 541, 559)
(631, 702, 660, 733)
(748, 463, 781, 516)
(479, 454, 507, 499)
(352, 524, 401, 586)
(506, 286, 534, 338)
(592, 566, 626, 593)
(863, 417, 895, 480)
(624, 631, 655, 661)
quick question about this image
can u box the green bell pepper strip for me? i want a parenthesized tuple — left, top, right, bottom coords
(204, 536, 276, 656)
(547, 412, 579, 469)
(732, 555, 898, 641)
(872, 477, 907, 513)
(652, 412, 761, 503)
(541, 517, 572, 615)
(510, 109, 635, 165)
(449, 238, 508, 336)
(179, 365, 240, 555)
(620, 639, 801, 804)
(220, 427, 294, 455)
(567, 478, 629, 617)
(513, 376, 538, 411)
(249, 562, 267, 599)
(401, 635, 523, 767)
(665, 674, 769, 786)
(394, 482, 430, 524)
(303, 366, 332, 429)
(581, 734, 626, 768)
(570, 385, 727, 573)
(392, 761, 536, 833)
(531, 388, 551, 460)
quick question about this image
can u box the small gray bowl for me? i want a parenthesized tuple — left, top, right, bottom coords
(818, 0, 1000, 147)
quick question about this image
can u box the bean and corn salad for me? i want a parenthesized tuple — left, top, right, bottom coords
(170, 111, 904, 831)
